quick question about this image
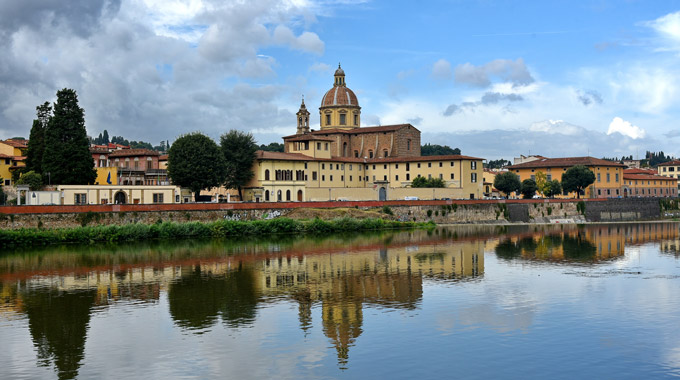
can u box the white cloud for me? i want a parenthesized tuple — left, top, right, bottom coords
(607, 117, 646, 139)
(431, 58, 452, 80)
(644, 11, 680, 50)
(272, 25, 324, 54)
(454, 58, 534, 88)
(529, 120, 584, 136)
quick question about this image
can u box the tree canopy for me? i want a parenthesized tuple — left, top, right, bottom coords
(221, 130, 258, 200)
(16, 171, 43, 191)
(411, 176, 446, 188)
(258, 142, 284, 152)
(486, 159, 511, 169)
(168, 132, 227, 201)
(421, 143, 461, 156)
(520, 179, 538, 199)
(544, 179, 563, 198)
(25, 102, 51, 174)
(493, 172, 521, 197)
(561, 165, 595, 198)
(41, 89, 96, 185)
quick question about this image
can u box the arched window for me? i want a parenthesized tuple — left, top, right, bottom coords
(265, 190, 270, 201)
(383, 150, 388, 157)
(368, 150, 373, 158)
(286, 190, 291, 201)
(265, 169, 270, 181)
(343, 142, 348, 157)
(277, 190, 282, 201)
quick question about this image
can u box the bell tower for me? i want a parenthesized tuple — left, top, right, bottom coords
(296, 97, 310, 135)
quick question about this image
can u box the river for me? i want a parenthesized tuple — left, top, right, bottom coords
(1, 222, 679, 379)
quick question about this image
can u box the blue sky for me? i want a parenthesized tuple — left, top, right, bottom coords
(1, 0, 679, 160)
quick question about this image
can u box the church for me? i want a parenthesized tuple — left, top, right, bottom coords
(240, 65, 484, 202)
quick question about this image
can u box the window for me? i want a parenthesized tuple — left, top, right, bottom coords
(340, 113, 346, 125)
(471, 173, 477, 183)
(354, 114, 358, 125)
(428, 163, 432, 168)
(406, 173, 410, 180)
(322, 163, 325, 169)
(349, 164, 353, 170)
(396, 164, 399, 169)
(531, 175, 535, 181)
(341, 164, 344, 170)
(369, 150, 373, 158)
(439, 162, 442, 167)
(407, 139, 411, 150)
(322, 175, 325, 181)
(451, 162, 454, 167)
(325, 143, 329, 150)
(75, 193, 87, 205)
(326, 114, 331, 125)
(153, 193, 164, 203)
(304, 163, 307, 169)
(312, 171, 317, 180)
(317, 142, 321, 150)
(330, 164, 333, 171)
(547, 174, 552, 181)
(384, 175, 387, 181)
(372, 165, 376, 170)
(384, 164, 387, 169)
(406, 163, 410, 171)
(615, 173, 619, 182)
(341, 175, 344, 181)
(597, 173, 601, 182)
(396, 175, 399, 181)
(286, 190, 291, 201)
(428, 174, 432, 179)
(350, 175, 353, 181)
(606, 173, 610, 182)
(372, 175, 376, 181)
(417, 163, 421, 168)
(336, 164, 339, 170)
(330, 175, 333, 181)
(265, 169, 270, 181)
(383, 150, 388, 157)
(439, 174, 443, 179)
(598, 189, 601, 195)
(450, 173, 454, 180)
(471, 161, 477, 170)
(354, 150, 359, 158)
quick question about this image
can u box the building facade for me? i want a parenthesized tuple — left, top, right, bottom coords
(506, 156, 624, 198)
(238, 66, 484, 202)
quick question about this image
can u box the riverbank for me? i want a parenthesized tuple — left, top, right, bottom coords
(0, 217, 434, 249)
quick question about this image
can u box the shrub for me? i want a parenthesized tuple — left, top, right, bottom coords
(382, 206, 393, 215)
(427, 209, 433, 217)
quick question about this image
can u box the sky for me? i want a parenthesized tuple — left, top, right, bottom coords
(1, 0, 680, 160)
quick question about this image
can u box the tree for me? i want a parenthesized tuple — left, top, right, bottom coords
(259, 142, 284, 152)
(220, 130, 258, 200)
(16, 171, 43, 191)
(41, 89, 96, 185)
(493, 172, 521, 197)
(168, 132, 226, 202)
(421, 143, 461, 156)
(486, 159, 511, 169)
(534, 171, 547, 196)
(544, 180, 562, 198)
(411, 176, 445, 188)
(520, 179, 538, 199)
(0, 178, 5, 205)
(25, 102, 52, 174)
(561, 165, 595, 198)
(102, 130, 110, 144)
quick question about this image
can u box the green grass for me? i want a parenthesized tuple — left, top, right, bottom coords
(0, 217, 434, 249)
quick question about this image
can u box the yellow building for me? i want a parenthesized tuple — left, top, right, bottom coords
(0, 153, 12, 186)
(506, 156, 624, 198)
(0, 139, 28, 186)
(238, 66, 484, 202)
(656, 160, 680, 191)
(623, 171, 677, 197)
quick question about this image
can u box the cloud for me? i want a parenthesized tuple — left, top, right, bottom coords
(664, 130, 680, 138)
(644, 11, 680, 50)
(272, 25, 324, 54)
(607, 117, 646, 139)
(407, 116, 423, 126)
(309, 62, 331, 72)
(443, 92, 523, 116)
(454, 58, 534, 88)
(577, 89, 603, 106)
(431, 58, 452, 80)
(529, 120, 585, 136)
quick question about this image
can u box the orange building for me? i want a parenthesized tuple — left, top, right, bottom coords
(623, 170, 677, 197)
(506, 156, 624, 198)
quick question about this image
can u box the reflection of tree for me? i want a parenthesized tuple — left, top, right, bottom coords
(22, 289, 96, 380)
(562, 234, 597, 260)
(495, 239, 522, 260)
(168, 264, 259, 331)
(322, 300, 363, 370)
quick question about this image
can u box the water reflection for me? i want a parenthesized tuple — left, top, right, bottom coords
(1, 223, 679, 377)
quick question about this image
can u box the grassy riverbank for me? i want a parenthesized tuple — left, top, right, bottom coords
(0, 217, 434, 249)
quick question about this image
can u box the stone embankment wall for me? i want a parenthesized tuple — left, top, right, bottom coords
(0, 198, 667, 230)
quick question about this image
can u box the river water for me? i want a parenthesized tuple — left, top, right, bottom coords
(1, 222, 679, 379)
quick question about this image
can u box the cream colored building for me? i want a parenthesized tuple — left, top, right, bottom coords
(58, 185, 183, 205)
(238, 66, 484, 202)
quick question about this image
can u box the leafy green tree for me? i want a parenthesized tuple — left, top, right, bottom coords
(544, 180, 562, 198)
(520, 179, 538, 199)
(25, 102, 51, 174)
(421, 143, 461, 156)
(42, 89, 96, 185)
(561, 165, 595, 198)
(534, 171, 547, 196)
(258, 142, 284, 152)
(486, 159, 512, 169)
(16, 171, 43, 191)
(102, 130, 110, 144)
(411, 176, 445, 188)
(220, 130, 258, 201)
(493, 172, 521, 197)
(168, 132, 227, 201)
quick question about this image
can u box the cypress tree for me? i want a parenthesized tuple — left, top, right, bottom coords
(102, 130, 110, 144)
(42, 89, 96, 185)
(25, 102, 51, 174)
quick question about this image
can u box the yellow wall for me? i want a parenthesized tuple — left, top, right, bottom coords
(624, 176, 677, 197)
(0, 157, 11, 186)
(511, 166, 623, 198)
(94, 167, 118, 185)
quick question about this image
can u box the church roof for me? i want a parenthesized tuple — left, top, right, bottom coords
(320, 86, 359, 107)
(282, 124, 417, 139)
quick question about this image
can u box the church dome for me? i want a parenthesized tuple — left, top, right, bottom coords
(320, 86, 359, 107)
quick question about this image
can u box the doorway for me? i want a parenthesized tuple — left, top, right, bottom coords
(114, 191, 127, 204)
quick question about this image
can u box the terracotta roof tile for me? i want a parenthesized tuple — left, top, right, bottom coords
(623, 173, 676, 181)
(657, 160, 680, 166)
(1, 139, 28, 148)
(507, 156, 624, 169)
(108, 148, 159, 157)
